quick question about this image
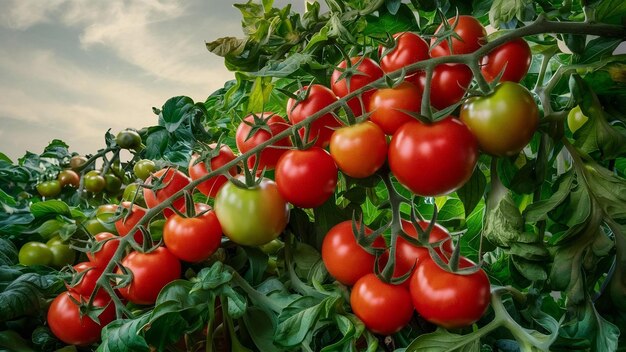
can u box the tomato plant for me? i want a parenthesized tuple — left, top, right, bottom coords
(286, 84, 341, 147)
(330, 56, 383, 117)
(163, 203, 222, 262)
(235, 112, 292, 171)
(329, 121, 387, 178)
(68, 262, 109, 300)
(275, 147, 338, 208)
(389, 117, 478, 196)
(189, 144, 237, 198)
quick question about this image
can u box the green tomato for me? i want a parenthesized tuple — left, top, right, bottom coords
(133, 159, 155, 181)
(19, 242, 53, 266)
(69, 155, 88, 171)
(567, 105, 589, 133)
(116, 130, 142, 149)
(104, 174, 123, 194)
(214, 178, 289, 246)
(47, 239, 76, 268)
(36, 180, 62, 198)
(122, 183, 146, 207)
(149, 219, 167, 241)
(84, 170, 106, 193)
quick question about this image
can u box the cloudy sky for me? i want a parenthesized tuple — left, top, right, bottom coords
(0, 0, 307, 161)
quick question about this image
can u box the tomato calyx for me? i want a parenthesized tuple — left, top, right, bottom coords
(430, 12, 465, 56)
(65, 292, 112, 325)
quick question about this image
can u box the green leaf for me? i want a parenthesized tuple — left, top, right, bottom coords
(456, 168, 487, 217)
(243, 307, 282, 352)
(251, 53, 313, 78)
(97, 315, 151, 352)
(275, 296, 328, 347)
(489, 0, 532, 28)
(0, 272, 61, 322)
(0, 238, 18, 266)
(30, 200, 71, 218)
(510, 255, 547, 281)
(583, 161, 626, 220)
(483, 191, 524, 248)
(578, 37, 622, 64)
(144, 126, 169, 160)
(0, 330, 35, 352)
(0, 153, 12, 163)
(159, 96, 195, 133)
(594, 0, 626, 25)
(405, 328, 482, 351)
(206, 36, 247, 57)
(524, 171, 574, 223)
(247, 77, 274, 114)
(364, 3, 419, 36)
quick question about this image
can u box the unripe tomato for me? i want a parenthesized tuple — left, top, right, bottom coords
(104, 174, 122, 194)
(567, 105, 589, 133)
(430, 15, 486, 57)
(69, 155, 88, 171)
(214, 178, 289, 247)
(116, 129, 142, 149)
(460, 82, 539, 157)
(46, 237, 76, 268)
(36, 180, 62, 198)
(189, 145, 237, 198)
(121, 183, 146, 207)
(331, 56, 384, 117)
(133, 159, 155, 181)
(275, 147, 338, 208)
(57, 170, 80, 188)
(19, 242, 53, 266)
(287, 85, 341, 148)
(84, 171, 106, 193)
(329, 122, 387, 178)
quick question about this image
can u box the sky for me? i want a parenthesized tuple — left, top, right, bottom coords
(0, 0, 308, 161)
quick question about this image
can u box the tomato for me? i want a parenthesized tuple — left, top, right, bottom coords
(121, 183, 146, 207)
(133, 159, 156, 181)
(36, 180, 62, 198)
(117, 247, 181, 305)
(214, 177, 289, 246)
(481, 38, 531, 83)
(47, 291, 115, 346)
(430, 16, 486, 57)
(460, 82, 539, 156)
(46, 237, 76, 268)
(189, 145, 237, 198)
(368, 81, 422, 135)
(57, 170, 80, 188)
(115, 202, 147, 244)
(104, 174, 122, 194)
(88, 204, 118, 235)
(409, 64, 473, 110)
(87, 232, 120, 269)
(18, 242, 53, 266)
(321, 221, 384, 286)
(116, 129, 142, 149)
(329, 122, 387, 178)
(163, 203, 222, 262)
(84, 170, 106, 193)
(235, 113, 292, 171)
(393, 220, 453, 283)
(69, 155, 88, 171)
(350, 273, 413, 335)
(389, 117, 478, 196)
(331, 56, 384, 117)
(275, 147, 338, 208)
(568, 105, 589, 133)
(143, 168, 190, 218)
(410, 256, 490, 329)
(379, 32, 429, 75)
(286, 85, 341, 148)
(68, 262, 109, 300)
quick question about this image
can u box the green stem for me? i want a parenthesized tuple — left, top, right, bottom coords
(229, 269, 283, 314)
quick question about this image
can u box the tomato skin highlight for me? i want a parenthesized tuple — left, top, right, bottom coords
(329, 122, 388, 179)
(236, 113, 292, 171)
(163, 203, 223, 262)
(214, 178, 289, 247)
(189, 145, 237, 198)
(321, 221, 384, 286)
(117, 247, 181, 305)
(389, 117, 478, 196)
(368, 81, 422, 135)
(379, 32, 430, 75)
(143, 168, 190, 218)
(47, 291, 115, 346)
(481, 38, 531, 83)
(410, 257, 491, 329)
(331, 57, 383, 117)
(460, 81, 539, 157)
(287, 85, 341, 148)
(275, 147, 338, 208)
(350, 273, 414, 335)
(430, 16, 486, 57)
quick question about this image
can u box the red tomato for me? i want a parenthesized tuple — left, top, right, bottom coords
(67, 262, 109, 300)
(47, 291, 115, 346)
(389, 117, 478, 196)
(409, 64, 473, 110)
(275, 147, 338, 208)
(430, 16, 486, 57)
(410, 256, 490, 329)
(393, 220, 453, 283)
(379, 32, 430, 75)
(87, 232, 120, 269)
(350, 273, 414, 335)
(331, 57, 384, 117)
(368, 81, 422, 135)
(286, 85, 341, 148)
(329, 122, 387, 178)
(143, 168, 190, 218)
(321, 221, 384, 286)
(163, 203, 222, 262)
(117, 247, 181, 305)
(235, 113, 292, 171)
(114, 202, 147, 244)
(189, 144, 237, 198)
(481, 38, 531, 83)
